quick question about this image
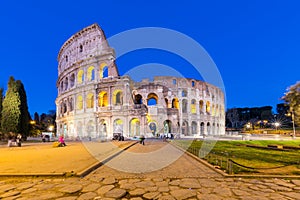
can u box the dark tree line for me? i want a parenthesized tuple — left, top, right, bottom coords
(0, 76, 31, 139)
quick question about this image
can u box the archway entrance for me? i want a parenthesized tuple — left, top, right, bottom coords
(163, 120, 172, 134)
(200, 122, 205, 135)
(182, 121, 189, 136)
(99, 119, 107, 138)
(130, 118, 140, 136)
(191, 121, 197, 135)
(113, 119, 123, 135)
(207, 122, 211, 135)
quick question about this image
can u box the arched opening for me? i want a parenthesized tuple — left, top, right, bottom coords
(191, 121, 197, 135)
(199, 100, 204, 114)
(77, 95, 83, 110)
(163, 120, 172, 134)
(147, 93, 158, 106)
(98, 91, 108, 107)
(165, 98, 169, 108)
(207, 122, 211, 135)
(79, 44, 83, 53)
(113, 90, 123, 106)
(212, 123, 216, 135)
(69, 97, 74, 111)
(87, 66, 95, 81)
(149, 121, 157, 136)
(182, 89, 187, 97)
(60, 81, 64, 92)
(212, 104, 215, 116)
(191, 81, 195, 87)
(206, 101, 211, 114)
(61, 101, 67, 113)
(134, 94, 143, 104)
(182, 121, 189, 136)
(100, 63, 108, 78)
(99, 119, 107, 138)
(113, 119, 123, 134)
(70, 73, 75, 88)
(130, 118, 140, 136)
(200, 122, 205, 135)
(191, 99, 196, 114)
(172, 98, 179, 109)
(182, 99, 188, 113)
(64, 77, 68, 91)
(77, 70, 84, 84)
(86, 93, 94, 108)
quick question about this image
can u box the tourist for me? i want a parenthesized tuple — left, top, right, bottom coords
(140, 135, 145, 145)
(16, 134, 22, 147)
(7, 132, 13, 147)
(58, 135, 66, 147)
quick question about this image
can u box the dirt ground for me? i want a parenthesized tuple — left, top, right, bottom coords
(0, 141, 132, 175)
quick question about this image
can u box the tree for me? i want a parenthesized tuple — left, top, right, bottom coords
(16, 80, 31, 139)
(1, 77, 31, 138)
(1, 77, 21, 135)
(282, 81, 300, 126)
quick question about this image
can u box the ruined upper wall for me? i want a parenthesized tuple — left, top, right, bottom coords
(57, 23, 113, 74)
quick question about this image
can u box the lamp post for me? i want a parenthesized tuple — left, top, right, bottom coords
(286, 111, 296, 139)
(274, 122, 280, 133)
(291, 111, 296, 139)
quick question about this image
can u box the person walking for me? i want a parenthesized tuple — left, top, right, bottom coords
(58, 135, 67, 147)
(140, 135, 145, 145)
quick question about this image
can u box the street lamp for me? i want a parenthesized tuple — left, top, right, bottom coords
(274, 122, 280, 133)
(48, 125, 54, 132)
(286, 111, 296, 139)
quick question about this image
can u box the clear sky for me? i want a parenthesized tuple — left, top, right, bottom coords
(0, 0, 299, 115)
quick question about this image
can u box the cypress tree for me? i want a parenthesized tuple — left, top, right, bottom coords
(16, 80, 31, 139)
(1, 77, 21, 136)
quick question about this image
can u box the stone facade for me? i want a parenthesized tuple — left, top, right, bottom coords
(55, 23, 225, 139)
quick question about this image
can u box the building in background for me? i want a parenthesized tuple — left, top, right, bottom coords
(55, 24, 225, 139)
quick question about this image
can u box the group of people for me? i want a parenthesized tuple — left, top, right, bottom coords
(6, 132, 67, 148)
(7, 133, 22, 147)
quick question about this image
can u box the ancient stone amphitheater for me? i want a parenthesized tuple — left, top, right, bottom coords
(55, 23, 225, 140)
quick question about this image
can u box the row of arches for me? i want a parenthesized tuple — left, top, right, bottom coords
(58, 89, 224, 117)
(57, 118, 223, 139)
(59, 63, 109, 93)
(58, 90, 123, 114)
(134, 91, 223, 117)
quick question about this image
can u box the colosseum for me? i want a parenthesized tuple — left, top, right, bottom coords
(55, 23, 225, 140)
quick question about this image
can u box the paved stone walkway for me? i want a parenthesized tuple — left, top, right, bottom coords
(1, 140, 300, 199)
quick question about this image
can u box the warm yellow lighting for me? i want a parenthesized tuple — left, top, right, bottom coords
(48, 125, 54, 132)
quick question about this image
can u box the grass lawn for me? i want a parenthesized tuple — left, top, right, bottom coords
(173, 139, 300, 175)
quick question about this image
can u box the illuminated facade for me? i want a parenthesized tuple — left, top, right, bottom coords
(56, 24, 225, 139)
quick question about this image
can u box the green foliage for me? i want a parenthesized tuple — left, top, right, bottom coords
(282, 81, 300, 126)
(173, 140, 300, 174)
(1, 76, 31, 138)
(16, 80, 31, 138)
(1, 77, 20, 135)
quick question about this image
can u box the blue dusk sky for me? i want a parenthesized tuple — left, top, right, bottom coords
(0, 0, 299, 115)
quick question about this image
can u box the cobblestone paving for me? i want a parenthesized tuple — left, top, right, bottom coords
(1, 141, 300, 199)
